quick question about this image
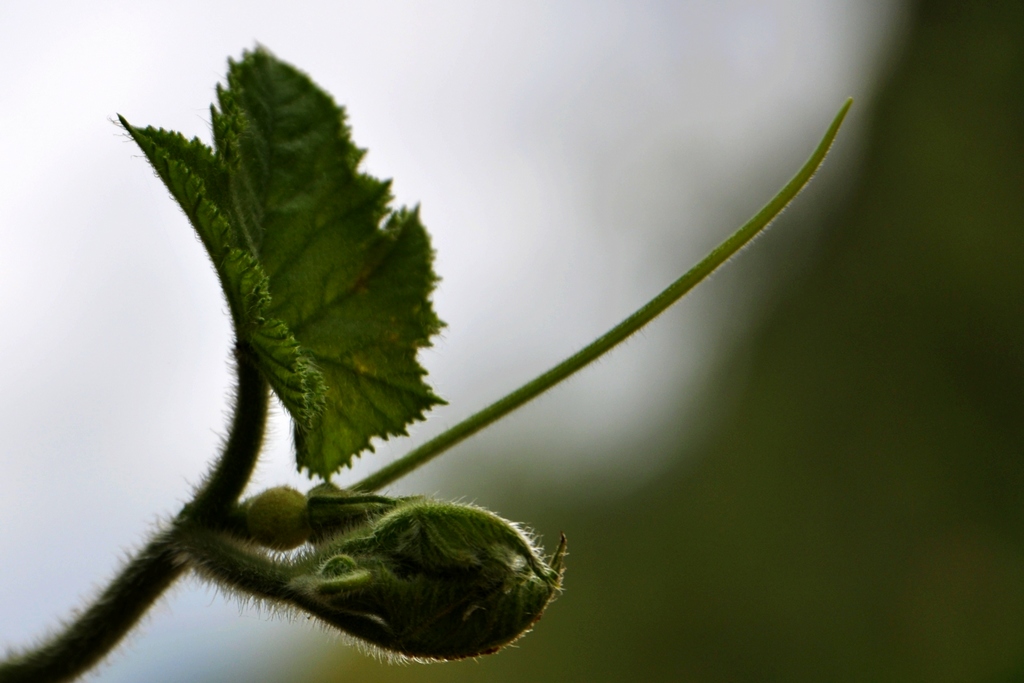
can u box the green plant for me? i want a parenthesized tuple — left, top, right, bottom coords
(0, 47, 849, 683)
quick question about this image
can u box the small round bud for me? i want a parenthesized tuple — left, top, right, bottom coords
(245, 486, 311, 550)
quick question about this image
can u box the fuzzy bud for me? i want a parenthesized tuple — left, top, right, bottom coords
(290, 497, 566, 659)
(244, 486, 311, 550)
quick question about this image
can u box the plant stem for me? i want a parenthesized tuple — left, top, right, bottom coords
(355, 98, 852, 493)
(0, 351, 269, 683)
(0, 532, 182, 683)
(186, 348, 270, 525)
(174, 524, 296, 602)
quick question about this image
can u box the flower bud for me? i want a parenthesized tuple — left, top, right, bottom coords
(244, 486, 311, 550)
(289, 497, 566, 660)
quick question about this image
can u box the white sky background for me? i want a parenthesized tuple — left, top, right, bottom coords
(0, 2, 906, 680)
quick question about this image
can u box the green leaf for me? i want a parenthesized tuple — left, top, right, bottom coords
(116, 119, 235, 276)
(121, 47, 444, 477)
(220, 248, 328, 428)
(118, 118, 327, 429)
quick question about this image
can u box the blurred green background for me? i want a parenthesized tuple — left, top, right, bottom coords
(288, 2, 1024, 682)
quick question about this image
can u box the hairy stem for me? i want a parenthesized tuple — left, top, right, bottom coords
(0, 532, 182, 683)
(186, 348, 270, 525)
(0, 352, 269, 683)
(355, 98, 852, 493)
(175, 524, 296, 602)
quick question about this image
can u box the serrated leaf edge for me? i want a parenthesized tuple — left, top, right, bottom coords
(119, 117, 327, 427)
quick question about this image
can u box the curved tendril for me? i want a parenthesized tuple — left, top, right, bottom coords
(355, 98, 853, 493)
